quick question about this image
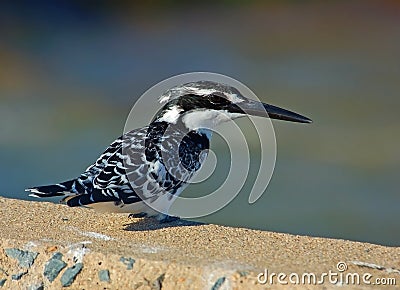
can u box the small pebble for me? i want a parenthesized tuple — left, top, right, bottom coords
(211, 277, 226, 290)
(0, 279, 6, 287)
(119, 257, 135, 270)
(12, 271, 27, 280)
(45, 246, 58, 253)
(28, 282, 44, 290)
(152, 273, 165, 290)
(98, 269, 110, 282)
(44, 252, 67, 282)
(238, 271, 248, 277)
(60, 263, 83, 287)
(5, 248, 38, 268)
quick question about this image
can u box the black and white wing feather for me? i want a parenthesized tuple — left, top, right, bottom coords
(27, 122, 210, 212)
(68, 127, 150, 206)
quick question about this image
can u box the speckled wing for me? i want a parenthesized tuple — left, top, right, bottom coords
(59, 123, 209, 209)
(67, 127, 151, 206)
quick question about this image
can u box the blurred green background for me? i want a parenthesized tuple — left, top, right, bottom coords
(1, 1, 399, 246)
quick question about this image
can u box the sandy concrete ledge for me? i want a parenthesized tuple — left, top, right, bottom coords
(0, 197, 399, 289)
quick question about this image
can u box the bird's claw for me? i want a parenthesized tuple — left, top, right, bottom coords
(158, 215, 180, 223)
(128, 212, 148, 218)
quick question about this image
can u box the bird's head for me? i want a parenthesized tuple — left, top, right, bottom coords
(153, 81, 312, 131)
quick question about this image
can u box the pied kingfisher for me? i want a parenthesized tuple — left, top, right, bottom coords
(27, 81, 311, 222)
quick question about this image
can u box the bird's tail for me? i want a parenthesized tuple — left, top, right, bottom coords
(26, 179, 75, 198)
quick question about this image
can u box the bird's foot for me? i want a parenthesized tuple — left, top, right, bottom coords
(128, 212, 148, 219)
(158, 214, 180, 224)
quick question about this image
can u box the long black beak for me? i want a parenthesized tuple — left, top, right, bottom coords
(233, 99, 312, 124)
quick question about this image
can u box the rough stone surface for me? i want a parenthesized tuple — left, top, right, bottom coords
(43, 252, 67, 282)
(5, 248, 38, 268)
(0, 197, 399, 289)
(60, 263, 83, 287)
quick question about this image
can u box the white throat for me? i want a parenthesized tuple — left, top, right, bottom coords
(181, 110, 243, 132)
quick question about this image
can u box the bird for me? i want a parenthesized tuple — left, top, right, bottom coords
(26, 81, 312, 222)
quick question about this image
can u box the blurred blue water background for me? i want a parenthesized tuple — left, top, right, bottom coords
(1, 1, 399, 246)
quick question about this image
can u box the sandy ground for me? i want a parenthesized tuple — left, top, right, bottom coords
(0, 197, 399, 289)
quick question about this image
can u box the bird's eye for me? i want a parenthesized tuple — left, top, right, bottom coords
(208, 94, 228, 105)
